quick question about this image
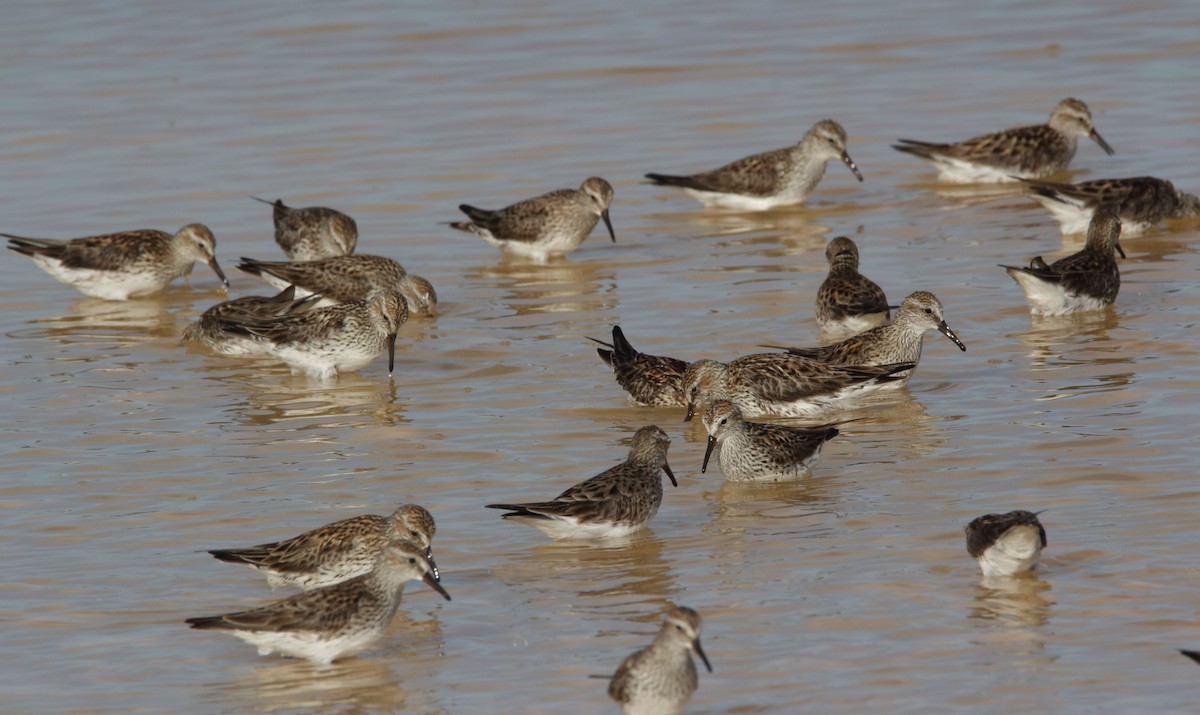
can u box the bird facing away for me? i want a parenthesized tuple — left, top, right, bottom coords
(1017, 175, 1200, 236)
(449, 177, 615, 262)
(766, 290, 966, 383)
(208, 504, 439, 590)
(682, 353, 915, 420)
(250, 195, 358, 261)
(217, 287, 408, 379)
(645, 119, 863, 210)
(237, 254, 437, 317)
(964, 510, 1047, 577)
(590, 325, 691, 408)
(701, 400, 840, 481)
(182, 285, 323, 357)
(186, 539, 449, 666)
(815, 236, 891, 335)
(4, 223, 228, 300)
(486, 425, 676, 540)
(892, 98, 1114, 183)
(607, 605, 712, 715)
(1002, 204, 1123, 316)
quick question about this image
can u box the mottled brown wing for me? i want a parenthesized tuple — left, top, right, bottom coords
(219, 580, 371, 632)
(947, 125, 1066, 173)
(52, 231, 169, 271)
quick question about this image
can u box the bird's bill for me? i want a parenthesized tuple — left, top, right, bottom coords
(663, 461, 678, 488)
(938, 321, 967, 352)
(842, 151, 864, 182)
(600, 209, 616, 243)
(387, 333, 397, 374)
(208, 258, 230, 288)
(424, 571, 451, 601)
(427, 552, 441, 582)
(701, 435, 717, 474)
(1090, 128, 1115, 156)
(693, 638, 713, 673)
(1115, 242, 1126, 259)
(684, 404, 696, 422)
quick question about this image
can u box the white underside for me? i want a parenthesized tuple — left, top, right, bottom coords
(1007, 269, 1109, 316)
(738, 382, 890, 419)
(514, 515, 646, 540)
(681, 188, 800, 211)
(818, 312, 890, 338)
(927, 158, 1032, 184)
(471, 227, 585, 263)
(719, 445, 821, 482)
(976, 527, 1044, 577)
(620, 693, 691, 715)
(251, 275, 339, 307)
(1030, 196, 1150, 236)
(28, 255, 171, 300)
(268, 344, 377, 380)
(229, 625, 382, 666)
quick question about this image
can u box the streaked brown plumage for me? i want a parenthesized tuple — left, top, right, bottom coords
(965, 510, 1047, 577)
(208, 504, 438, 590)
(701, 400, 839, 481)
(237, 253, 437, 317)
(682, 353, 915, 420)
(893, 98, 1114, 183)
(183, 285, 323, 356)
(1002, 204, 1123, 315)
(590, 326, 690, 407)
(646, 119, 863, 210)
(607, 605, 712, 715)
(251, 195, 358, 261)
(1017, 175, 1200, 235)
(4, 224, 228, 300)
(486, 425, 676, 540)
(815, 236, 891, 334)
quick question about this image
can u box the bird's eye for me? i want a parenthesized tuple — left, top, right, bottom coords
(924, 308, 932, 315)
(719, 418, 727, 426)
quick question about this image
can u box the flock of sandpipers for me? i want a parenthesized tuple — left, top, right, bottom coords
(7, 97, 1200, 713)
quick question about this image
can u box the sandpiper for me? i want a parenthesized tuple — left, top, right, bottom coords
(4, 224, 228, 300)
(1017, 175, 1200, 236)
(607, 605, 712, 715)
(682, 353, 914, 420)
(187, 539, 449, 666)
(701, 400, 839, 481)
(965, 510, 1047, 577)
(217, 287, 407, 379)
(766, 291, 966, 383)
(251, 196, 358, 261)
(1002, 204, 1123, 316)
(590, 326, 690, 408)
(237, 254, 437, 317)
(815, 236, 891, 335)
(449, 177, 615, 262)
(893, 98, 1114, 183)
(486, 425, 676, 540)
(645, 119, 863, 210)
(183, 286, 323, 356)
(208, 504, 439, 590)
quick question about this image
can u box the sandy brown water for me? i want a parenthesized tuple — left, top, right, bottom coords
(2, 2, 1200, 713)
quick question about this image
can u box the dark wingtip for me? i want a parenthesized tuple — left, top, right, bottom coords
(1180, 649, 1200, 665)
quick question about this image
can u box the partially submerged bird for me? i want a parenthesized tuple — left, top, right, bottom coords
(1002, 204, 1123, 316)
(449, 177, 615, 262)
(208, 504, 439, 590)
(1017, 175, 1200, 236)
(4, 223, 228, 300)
(590, 326, 690, 408)
(815, 236, 891, 336)
(964, 510, 1047, 577)
(607, 605, 712, 715)
(217, 287, 408, 379)
(486, 425, 676, 540)
(186, 539, 448, 666)
(183, 286, 322, 356)
(646, 119, 863, 210)
(701, 400, 839, 481)
(237, 254, 437, 317)
(893, 98, 1114, 183)
(250, 195, 358, 261)
(682, 353, 914, 420)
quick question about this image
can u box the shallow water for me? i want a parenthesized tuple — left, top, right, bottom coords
(2, 2, 1200, 713)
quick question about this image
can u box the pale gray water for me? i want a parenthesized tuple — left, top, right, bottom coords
(2, 2, 1200, 713)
